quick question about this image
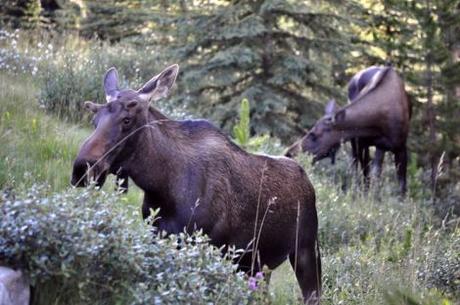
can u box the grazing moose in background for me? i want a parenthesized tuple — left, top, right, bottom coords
(71, 65, 321, 304)
(285, 66, 411, 194)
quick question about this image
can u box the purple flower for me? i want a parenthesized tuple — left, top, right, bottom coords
(248, 277, 258, 291)
(248, 272, 264, 291)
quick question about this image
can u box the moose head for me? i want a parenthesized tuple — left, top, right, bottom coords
(285, 100, 342, 163)
(71, 65, 179, 187)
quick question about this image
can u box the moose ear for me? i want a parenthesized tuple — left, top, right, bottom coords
(104, 67, 120, 103)
(84, 101, 102, 113)
(138, 64, 179, 102)
(324, 99, 337, 115)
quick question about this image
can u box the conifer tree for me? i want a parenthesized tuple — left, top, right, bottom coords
(166, 0, 352, 141)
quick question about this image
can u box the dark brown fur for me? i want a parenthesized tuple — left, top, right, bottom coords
(71, 65, 321, 304)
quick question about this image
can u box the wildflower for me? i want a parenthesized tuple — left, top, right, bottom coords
(248, 277, 257, 291)
(248, 271, 264, 291)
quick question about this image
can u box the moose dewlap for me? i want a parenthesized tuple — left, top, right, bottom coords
(71, 65, 321, 304)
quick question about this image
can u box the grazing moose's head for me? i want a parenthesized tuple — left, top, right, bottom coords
(285, 100, 342, 163)
(71, 65, 179, 187)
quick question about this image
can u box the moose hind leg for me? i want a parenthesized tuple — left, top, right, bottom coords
(360, 145, 371, 189)
(289, 238, 321, 304)
(394, 147, 408, 195)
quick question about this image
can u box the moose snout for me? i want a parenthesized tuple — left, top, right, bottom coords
(71, 158, 108, 187)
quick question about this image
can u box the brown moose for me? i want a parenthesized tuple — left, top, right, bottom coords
(285, 66, 411, 194)
(71, 65, 321, 304)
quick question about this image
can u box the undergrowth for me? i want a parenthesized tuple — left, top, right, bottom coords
(0, 186, 264, 305)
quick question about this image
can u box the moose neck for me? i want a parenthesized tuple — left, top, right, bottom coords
(334, 100, 383, 131)
(338, 126, 379, 141)
(122, 107, 179, 193)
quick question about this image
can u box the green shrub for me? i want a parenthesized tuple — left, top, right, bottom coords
(0, 186, 262, 305)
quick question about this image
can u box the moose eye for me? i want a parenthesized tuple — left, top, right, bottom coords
(123, 118, 131, 125)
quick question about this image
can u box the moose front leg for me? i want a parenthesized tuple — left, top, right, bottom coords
(371, 148, 385, 179)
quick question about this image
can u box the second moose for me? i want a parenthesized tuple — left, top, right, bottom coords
(286, 66, 411, 194)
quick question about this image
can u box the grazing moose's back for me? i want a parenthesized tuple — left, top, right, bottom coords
(285, 66, 411, 194)
(71, 65, 321, 304)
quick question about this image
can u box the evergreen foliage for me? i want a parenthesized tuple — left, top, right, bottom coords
(0, 0, 42, 29)
(166, 0, 352, 142)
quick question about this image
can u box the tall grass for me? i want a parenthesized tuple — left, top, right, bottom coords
(269, 153, 459, 305)
(0, 72, 84, 190)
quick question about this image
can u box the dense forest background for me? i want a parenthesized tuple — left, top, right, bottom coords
(3, 0, 459, 195)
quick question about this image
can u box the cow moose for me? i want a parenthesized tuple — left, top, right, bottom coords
(285, 66, 411, 194)
(71, 65, 321, 304)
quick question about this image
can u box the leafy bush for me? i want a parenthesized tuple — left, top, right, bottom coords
(0, 186, 262, 305)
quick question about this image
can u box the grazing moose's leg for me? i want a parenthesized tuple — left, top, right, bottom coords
(371, 148, 385, 179)
(360, 145, 371, 189)
(394, 146, 408, 195)
(350, 139, 359, 172)
(354, 139, 369, 189)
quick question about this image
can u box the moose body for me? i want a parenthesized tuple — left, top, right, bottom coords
(285, 66, 410, 193)
(71, 65, 321, 304)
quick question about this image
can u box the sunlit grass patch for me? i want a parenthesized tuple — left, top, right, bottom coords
(0, 72, 84, 190)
